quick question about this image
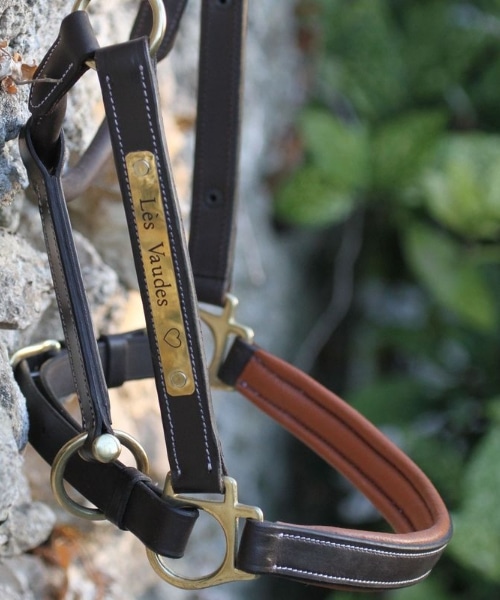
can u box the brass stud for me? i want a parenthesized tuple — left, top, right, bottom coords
(169, 370, 188, 389)
(133, 159, 151, 177)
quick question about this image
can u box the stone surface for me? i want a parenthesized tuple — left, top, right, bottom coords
(0, 228, 52, 333)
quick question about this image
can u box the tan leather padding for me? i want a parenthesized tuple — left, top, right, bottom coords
(236, 348, 451, 546)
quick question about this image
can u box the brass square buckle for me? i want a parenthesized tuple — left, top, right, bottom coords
(10, 339, 62, 369)
(200, 294, 254, 390)
(147, 474, 263, 589)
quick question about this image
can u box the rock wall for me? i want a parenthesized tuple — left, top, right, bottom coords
(0, 1, 302, 598)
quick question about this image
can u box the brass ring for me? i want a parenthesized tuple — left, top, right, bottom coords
(50, 430, 150, 521)
(72, 0, 167, 57)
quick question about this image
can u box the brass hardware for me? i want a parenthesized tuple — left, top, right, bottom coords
(126, 150, 195, 397)
(200, 294, 254, 390)
(147, 474, 263, 589)
(72, 0, 167, 58)
(169, 370, 188, 389)
(51, 430, 149, 521)
(9, 339, 61, 369)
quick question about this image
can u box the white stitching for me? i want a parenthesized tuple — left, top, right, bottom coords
(279, 533, 445, 558)
(104, 74, 182, 475)
(30, 62, 74, 110)
(139, 64, 213, 473)
(273, 566, 432, 587)
(29, 37, 74, 109)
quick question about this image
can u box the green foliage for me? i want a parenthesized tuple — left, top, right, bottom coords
(316, 0, 406, 119)
(401, 221, 497, 332)
(278, 1, 500, 599)
(348, 376, 428, 425)
(449, 415, 500, 582)
(421, 134, 500, 239)
(371, 111, 446, 192)
(274, 109, 368, 226)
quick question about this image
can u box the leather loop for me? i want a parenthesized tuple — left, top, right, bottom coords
(106, 467, 152, 530)
(29, 11, 99, 170)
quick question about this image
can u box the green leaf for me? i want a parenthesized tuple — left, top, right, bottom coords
(274, 165, 356, 227)
(371, 111, 446, 192)
(316, 0, 406, 119)
(421, 134, 500, 240)
(449, 423, 500, 582)
(348, 377, 427, 426)
(401, 3, 487, 104)
(402, 222, 497, 332)
(300, 108, 370, 190)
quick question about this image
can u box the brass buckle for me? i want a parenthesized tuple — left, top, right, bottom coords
(9, 339, 62, 369)
(73, 0, 167, 59)
(200, 294, 254, 390)
(146, 474, 263, 590)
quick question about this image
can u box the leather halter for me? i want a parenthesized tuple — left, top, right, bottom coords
(12, 0, 452, 592)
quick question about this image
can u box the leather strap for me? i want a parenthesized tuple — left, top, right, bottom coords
(220, 339, 452, 590)
(95, 38, 225, 493)
(62, 0, 189, 200)
(14, 331, 451, 590)
(45, 1, 246, 308)
(188, 0, 248, 306)
(13, 336, 198, 559)
(20, 116, 113, 461)
(28, 11, 98, 171)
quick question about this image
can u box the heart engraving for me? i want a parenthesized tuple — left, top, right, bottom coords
(164, 328, 182, 348)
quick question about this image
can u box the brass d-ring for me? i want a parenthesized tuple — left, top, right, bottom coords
(50, 430, 150, 521)
(72, 0, 167, 57)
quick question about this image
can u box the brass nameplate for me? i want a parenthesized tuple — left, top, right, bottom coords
(126, 150, 194, 396)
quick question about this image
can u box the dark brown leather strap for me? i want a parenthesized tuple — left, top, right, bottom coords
(28, 11, 98, 171)
(62, 0, 189, 200)
(59, 0, 247, 307)
(188, 0, 248, 306)
(20, 115, 114, 461)
(95, 38, 225, 493)
(13, 336, 198, 559)
(14, 331, 451, 590)
(219, 339, 452, 591)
